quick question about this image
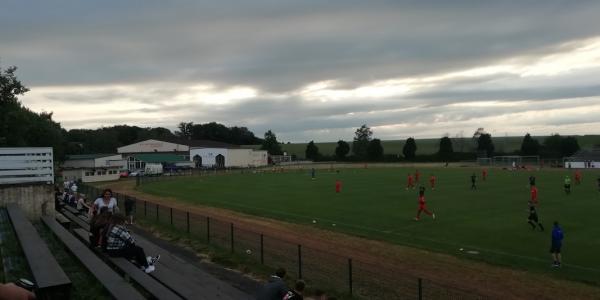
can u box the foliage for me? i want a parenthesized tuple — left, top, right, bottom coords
(561, 136, 580, 157)
(402, 137, 417, 160)
(542, 134, 580, 158)
(477, 133, 495, 157)
(438, 136, 454, 160)
(176, 122, 194, 140)
(367, 139, 384, 160)
(352, 124, 372, 158)
(260, 130, 283, 155)
(305, 141, 320, 160)
(335, 140, 350, 160)
(520, 133, 540, 155)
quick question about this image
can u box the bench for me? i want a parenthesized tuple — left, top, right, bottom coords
(41, 216, 147, 300)
(55, 212, 71, 229)
(6, 204, 72, 299)
(72, 228, 183, 300)
(60, 209, 90, 230)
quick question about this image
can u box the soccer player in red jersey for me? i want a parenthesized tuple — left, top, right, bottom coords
(531, 185, 538, 205)
(482, 168, 488, 181)
(415, 187, 435, 221)
(574, 170, 582, 185)
(335, 179, 342, 193)
(415, 170, 421, 183)
(429, 174, 436, 190)
(406, 174, 415, 190)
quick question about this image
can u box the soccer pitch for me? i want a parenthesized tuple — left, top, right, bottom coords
(139, 167, 600, 284)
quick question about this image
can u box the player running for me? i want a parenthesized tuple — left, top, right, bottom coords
(482, 168, 488, 181)
(574, 170, 582, 185)
(415, 187, 435, 221)
(429, 174, 436, 190)
(527, 201, 544, 231)
(335, 179, 342, 193)
(531, 185, 539, 205)
(564, 175, 571, 195)
(415, 170, 421, 183)
(470, 173, 477, 190)
(406, 174, 415, 190)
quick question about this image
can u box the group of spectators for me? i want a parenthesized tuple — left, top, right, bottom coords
(257, 268, 335, 300)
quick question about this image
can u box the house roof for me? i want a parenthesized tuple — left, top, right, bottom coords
(66, 154, 119, 160)
(131, 153, 188, 163)
(159, 138, 239, 149)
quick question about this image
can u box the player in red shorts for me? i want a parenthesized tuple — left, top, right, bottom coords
(574, 170, 582, 185)
(415, 187, 435, 221)
(415, 170, 421, 183)
(429, 174, 436, 190)
(482, 168, 488, 181)
(335, 179, 342, 193)
(531, 185, 538, 205)
(406, 174, 415, 190)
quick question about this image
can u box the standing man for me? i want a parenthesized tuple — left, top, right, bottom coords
(564, 175, 571, 195)
(415, 170, 421, 183)
(550, 222, 564, 268)
(406, 174, 415, 190)
(415, 187, 435, 221)
(482, 168, 488, 181)
(531, 185, 539, 205)
(429, 174, 436, 190)
(529, 175, 536, 188)
(527, 201, 544, 231)
(574, 170, 582, 185)
(470, 173, 477, 190)
(335, 179, 342, 193)
(311, 168, 316, 180)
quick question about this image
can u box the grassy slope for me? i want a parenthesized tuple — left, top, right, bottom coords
(243, 135, 600, 158)
(140, 167, 600, 285)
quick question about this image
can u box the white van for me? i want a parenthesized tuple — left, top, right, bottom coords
(144, 163, 163, 176)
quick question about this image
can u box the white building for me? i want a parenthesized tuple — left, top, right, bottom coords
(190, 148, 268, 168)
(62, 154, 126, 182)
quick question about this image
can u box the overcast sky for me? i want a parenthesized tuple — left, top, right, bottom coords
(3, 0, 600, 142)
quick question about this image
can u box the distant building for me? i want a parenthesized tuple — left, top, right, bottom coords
(62, 154, 126, 182)
(564, 148, 600, 168)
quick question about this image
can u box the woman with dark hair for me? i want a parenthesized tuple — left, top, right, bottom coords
(90, 207, 112, 248)
(92, 188, 119, 216)
(106, 214, 160, 273)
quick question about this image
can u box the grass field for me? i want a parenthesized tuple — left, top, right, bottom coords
(243, 135, 600, 158)
(139, 167, 600, 285)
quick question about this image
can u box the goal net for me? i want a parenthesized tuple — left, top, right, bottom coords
(492, 155, 540, 167)
(270, 155, 293, 165)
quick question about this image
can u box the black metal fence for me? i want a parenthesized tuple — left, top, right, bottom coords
(81, 184, 488, 300)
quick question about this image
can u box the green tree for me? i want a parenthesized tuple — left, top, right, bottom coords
(477, 133, 495, 157)
(335, 140, 350, 160)
(176, 122, 193, 140)
(305, 141, 320, 160)
(520, 133, 540, 155)
(352, 124, 372, 158)
(261, 130, 283, 155)
(561, 136, 580, 157)
(543, 134, 563, 158)
(438, 136, 454, 160)
(367, 138, 384, 160)
(403, 137, 417, 160)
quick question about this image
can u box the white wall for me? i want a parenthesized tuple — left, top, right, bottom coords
(190, 148, 227, 167)
(0, 147, 54, 185)
(63, 168, 120, 183)
(251, 150, 268, 166)
(117, 139, 189, 153)
(227, 149, 252, 167)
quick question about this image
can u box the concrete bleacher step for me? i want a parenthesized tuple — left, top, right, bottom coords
(7, 204, 72, 299)
(72, 228, 183, 300)
(41, 216, 146, 300)
(60, 209, 89, 230)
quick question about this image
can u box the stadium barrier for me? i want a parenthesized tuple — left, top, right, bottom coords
(81, 184, 488, 300)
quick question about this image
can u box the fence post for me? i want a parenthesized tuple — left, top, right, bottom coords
(297, 245, 302, 279)
(206, 217, 211, 244)
(144, 201, 147, 217)
(260, 234, 264, 265)
(348, 258, 353, 296)
(156, 204, 159, 222)
(230, 223, 234, 253)
(170, 208, 173, 225)
(186, 212, 190, 233)
(418, 278, 422, 300)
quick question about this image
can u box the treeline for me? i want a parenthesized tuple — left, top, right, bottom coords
(175, 122, 262, 145)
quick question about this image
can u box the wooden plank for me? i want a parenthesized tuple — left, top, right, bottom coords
(42, 216, 146, 300)
(6, 204, 71, 293)
(61, 209, 89, 230)
(71, 228, 183, 300)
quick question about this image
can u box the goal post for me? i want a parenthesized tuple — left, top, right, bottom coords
(492, 155, 540, 167)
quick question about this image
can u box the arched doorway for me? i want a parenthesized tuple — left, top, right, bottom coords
(193, 155, 202, 168)
(215, 154, 225, 169)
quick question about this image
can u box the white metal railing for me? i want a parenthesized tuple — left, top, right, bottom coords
(0, 147, 54, 185)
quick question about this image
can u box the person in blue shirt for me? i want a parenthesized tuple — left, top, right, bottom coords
(550, 221, 564, 268)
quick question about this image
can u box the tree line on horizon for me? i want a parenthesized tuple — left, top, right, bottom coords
(0, 65, 586, 162)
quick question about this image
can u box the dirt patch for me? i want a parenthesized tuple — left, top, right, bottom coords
(99, 179, 600, 300)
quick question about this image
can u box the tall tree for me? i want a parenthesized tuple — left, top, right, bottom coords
(305, 141, 320, 160)
(520, 133, 540, 155)
(367, 139, 384, 160)
(335, 140, 350, 160)
(176, 122, 193, 140)
(260, 130, 283, 155)
(438, 136, 454, 160)
(352, 124, 372, 158)
(543, 134, 563, 158)
(561, 136, 580, 157)
(477, 133, 495, 157)
(403, 137, 417, 160)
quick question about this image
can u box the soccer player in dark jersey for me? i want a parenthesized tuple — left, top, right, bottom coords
(470, 173, 477, 190)
(529, 175, 536, 187)
(527, 201, 544, 231)
(597, 177, 600, 193)
(415, 187, 435, 221)
(564, 175, 571, 195)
